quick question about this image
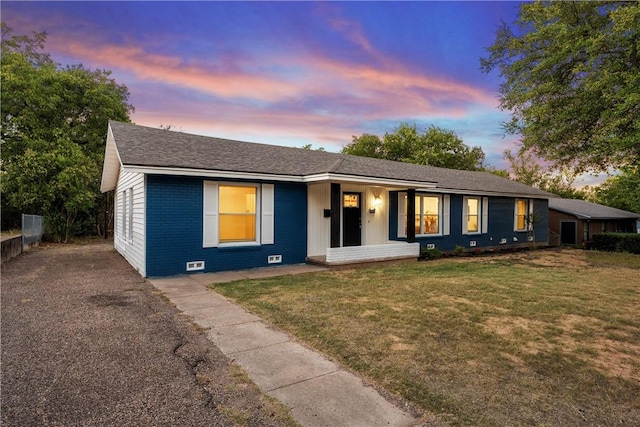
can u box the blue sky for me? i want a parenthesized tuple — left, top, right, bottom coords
(3, 1, 527, 168)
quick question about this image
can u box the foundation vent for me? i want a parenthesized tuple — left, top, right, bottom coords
(268, 255, 282, 264)
(426, 244, 436, 250)
(469, 241, 477, 247)
(186, 261, 205, 271)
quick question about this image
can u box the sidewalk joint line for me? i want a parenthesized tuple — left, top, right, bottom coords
(266, 368, 342, 392)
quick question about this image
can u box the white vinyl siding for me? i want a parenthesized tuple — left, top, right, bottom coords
(114, 170, 146, 276)
(203, 181, 274, 248)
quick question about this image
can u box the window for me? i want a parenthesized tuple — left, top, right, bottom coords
(514, 199, 533, 232)
(415, 195, 440, 235)
(203, 182, 274, 247)
(466, 198, 479, 233)
(463, 196, 488, 234)
(219, 185, 257, 243)
(397, 193, 450, 237)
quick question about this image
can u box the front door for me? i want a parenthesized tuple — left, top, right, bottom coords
(560, 221, 577, 245)
(343, 192, 362, 247)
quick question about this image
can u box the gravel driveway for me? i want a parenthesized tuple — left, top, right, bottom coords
(1, 240, 294, 426)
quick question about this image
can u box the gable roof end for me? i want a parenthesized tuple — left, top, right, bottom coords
(100, 123, 122, 192)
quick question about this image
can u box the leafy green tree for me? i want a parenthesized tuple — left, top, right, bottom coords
(1, 25, 133, 240)
(592, 168, 640, 214)
(343, 123, 486, 171)
(504, 147, 587, 199)
(481, 1, 640, 173)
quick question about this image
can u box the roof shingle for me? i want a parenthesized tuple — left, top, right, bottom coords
(107, 121, 553, 198)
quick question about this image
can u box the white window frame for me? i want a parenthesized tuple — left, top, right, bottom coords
(463, 196, 489, 235)
(203, 181, 274, 248)
(514, 198, 534, 232)
(397, 192, 450, 238)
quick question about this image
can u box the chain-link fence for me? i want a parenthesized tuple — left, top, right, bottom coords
(22, 214, 44, 247)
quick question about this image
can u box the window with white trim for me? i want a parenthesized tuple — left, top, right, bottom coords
(203, 181, 274, 247)
(397, 193, 450, 237)
(219, 185, 257, 243)
(514, 199, 533, 232)
(463, 196, 489, 234)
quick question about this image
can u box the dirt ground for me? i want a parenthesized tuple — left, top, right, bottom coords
(1, 241, 294, 427)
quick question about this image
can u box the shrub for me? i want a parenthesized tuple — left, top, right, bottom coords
(592, 233, 640, 254)
(454, 245, 466, 256)
(420, 247, 443, 260)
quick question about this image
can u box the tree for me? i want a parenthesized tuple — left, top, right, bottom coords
(592, 168, 640, 214)
(504, 147, 587, 199)
(1, 25, 133, 241)
(481, 1, 640, 173)
(343, 123, 486, 171)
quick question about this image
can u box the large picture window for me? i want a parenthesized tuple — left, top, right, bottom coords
(203, 181, 274, 248)
(415, 195, 440, 235)
(219, 185, 257, 243)
(397, 192, 450, 238)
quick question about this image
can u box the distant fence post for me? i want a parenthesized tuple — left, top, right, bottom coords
(21, 214, 44, 250)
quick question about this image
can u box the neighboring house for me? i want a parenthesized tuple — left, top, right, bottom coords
(549, 198, 640, 246)
(101, 121, 552, 277)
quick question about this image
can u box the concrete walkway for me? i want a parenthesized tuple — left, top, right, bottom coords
(148, 264, 418, 427)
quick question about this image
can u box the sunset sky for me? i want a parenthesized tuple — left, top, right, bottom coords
(3, 1, 528, 168)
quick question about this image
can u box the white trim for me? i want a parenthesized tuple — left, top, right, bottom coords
(481, 197, 489, 234)
(514, 198, 528, 232)
(400, 193, 447, 237)
(443, 195, 450, 236)
(414, 187, 549, 199)
(261, 183, 275, 244)
(122, 165, 438, 189)
(203, 181, 273, 248)
(397, 192, 407, 238)
(462, 196, 480, 235)
(303, 172, 437, 188)
(203, 181, 219, 247)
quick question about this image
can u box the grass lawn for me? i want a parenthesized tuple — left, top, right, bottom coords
(210, 249, 640, 426)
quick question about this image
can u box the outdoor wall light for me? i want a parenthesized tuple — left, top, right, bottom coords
(370, 196, 382, 214)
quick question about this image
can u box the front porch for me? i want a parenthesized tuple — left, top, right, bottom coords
(306, 241, 420, 266)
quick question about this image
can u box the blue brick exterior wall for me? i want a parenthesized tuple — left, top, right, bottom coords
(146, 175, 307, 277)
(389, 191, 549, 252)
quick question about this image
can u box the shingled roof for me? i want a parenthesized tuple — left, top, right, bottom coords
(102, 120, 553, 198)
(549, 198, 640, 220)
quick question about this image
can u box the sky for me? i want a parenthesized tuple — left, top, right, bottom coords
(3, 1, 529, 170)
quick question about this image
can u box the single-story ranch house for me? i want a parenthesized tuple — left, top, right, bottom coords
(549, 198, 640, 246)
(101, 121, 553, 277)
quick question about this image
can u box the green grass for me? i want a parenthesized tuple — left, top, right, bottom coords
(211, 249, 640, 426)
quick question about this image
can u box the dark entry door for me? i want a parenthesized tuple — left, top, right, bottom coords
(560, 221, 577, 245)
(343, 192, 362, 247)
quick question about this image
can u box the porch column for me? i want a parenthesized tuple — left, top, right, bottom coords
(330, 183, 341, 248)
(407, 188, 416, 243)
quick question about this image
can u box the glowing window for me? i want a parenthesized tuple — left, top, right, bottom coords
(407, 195, 440, 235)
(467, 198, 479, 233)
(515, 199, 527, 231)
(219, 186, 257, 243)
